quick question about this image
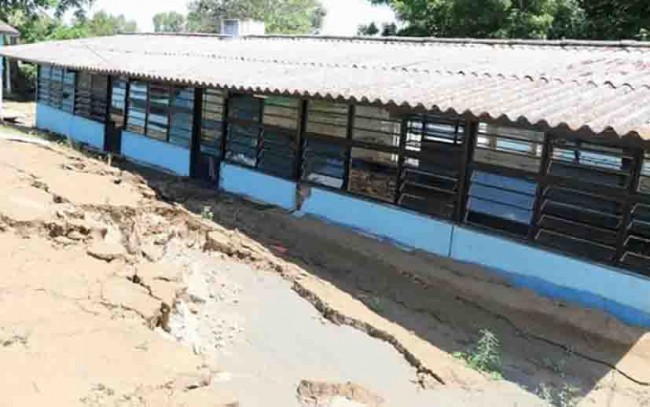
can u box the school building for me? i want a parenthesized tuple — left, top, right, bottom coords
(1, 33, 649, 326)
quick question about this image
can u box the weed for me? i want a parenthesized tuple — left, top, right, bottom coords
(558, 384, 581, 407)
(537, 383, 555, 405)
(201, 205, 214, 221)
(536, 382, 581, 407)
(453, 329, 502, 379)
(365, 295, 385, 313)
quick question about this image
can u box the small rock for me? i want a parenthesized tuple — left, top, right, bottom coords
(136, 262, 181, 283)
(149, 280, 178, 308)
(53, 236, 76, 246)
(102, 278, 162, 328)
(204, 231, 233, 255)
(87, 241, 126, 262)
(67, 230, 86, 241)
(141, 189, 157, 199)
(141, 244, 164, 262)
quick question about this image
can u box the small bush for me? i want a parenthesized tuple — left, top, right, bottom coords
(537, 383, 581, 407)
(201, 205, 214, 221)
(453, 329, 502, 379)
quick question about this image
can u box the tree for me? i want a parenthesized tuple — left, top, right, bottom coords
(368, 0, 648, 40)
(580, 0, 650, 40)
(186, 0, 327, 34)
(0, 0, 95, 23)
(31, 11, 137, 41)
(358, 21, 397, 36)
(86, 11, 137, 36)
(358, 22, 380, 36)
(153, 11, 186, 33)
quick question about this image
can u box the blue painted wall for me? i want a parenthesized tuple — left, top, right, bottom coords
(121, 131, 191, 176)
(450, 227, 650, 327)
(219, 163, 297, 211)
(35, 103, 105, 150)
(70, 116, 105, 150)
(300, 187, 454, 257)
(36, 103, 70, 136)
(298, 185, 650, 326)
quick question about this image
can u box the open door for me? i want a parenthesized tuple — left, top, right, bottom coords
(104, 77, 127, 154)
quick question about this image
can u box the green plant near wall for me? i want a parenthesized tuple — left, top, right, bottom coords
(453, 328, 503, 380)
(537, 382, 581, 407)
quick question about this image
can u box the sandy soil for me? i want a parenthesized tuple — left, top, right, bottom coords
(0, 108, 648, 406)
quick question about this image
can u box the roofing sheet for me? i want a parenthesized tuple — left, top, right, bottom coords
(0, 21, 19, 36)
(1, 34, 650, 140)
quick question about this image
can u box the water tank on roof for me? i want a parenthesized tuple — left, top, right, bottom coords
(221, 19, 266, 36)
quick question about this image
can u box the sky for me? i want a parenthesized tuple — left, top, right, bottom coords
(89, 0, 396, 35)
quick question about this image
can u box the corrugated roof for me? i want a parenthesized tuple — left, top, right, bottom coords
(0, 21, 19, 37)
(1, 33, 650, 140)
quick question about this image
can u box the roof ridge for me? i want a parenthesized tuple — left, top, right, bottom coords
(124, 32, 650, 49)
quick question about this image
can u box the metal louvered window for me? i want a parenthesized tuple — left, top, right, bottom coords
(302, 103, 469, 216)
(200, 88, 226, 157)
(225, 94, 300, 179)
(399, 114, 466, 219)
(620, 154, 650, 275)
(126, 80, 147, 134)
(37, 64, 75, 113)
(301, 101, 349, 189)
(125, 80, 194, 148)
(348, 106, 401, 202)
(533, 139, 632, 264)
(169, 87, 195, 148)
(465, 124, 543, 237)
(74, 71, 108, 123)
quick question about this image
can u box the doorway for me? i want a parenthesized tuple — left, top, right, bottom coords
(104, 77, 127, 154)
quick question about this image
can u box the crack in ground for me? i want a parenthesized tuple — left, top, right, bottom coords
(452, 294, 650, 387)
(291, 281, 446, 387)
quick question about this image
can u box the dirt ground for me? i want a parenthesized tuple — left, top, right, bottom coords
(0, 103, 649, 406)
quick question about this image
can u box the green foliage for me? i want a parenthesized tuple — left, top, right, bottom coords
(358, 21, 397, 36)
(85, 11, 137, 36)
(153, 11, 186, 33)
(16, 11, 137, 42)
(453, 329, 502, 379)
(0, 0, 95, 22)
(201, 205, 214, 221)
(358, 22, 380, 36)
(186, 0, 327, 34)
(369, 0, 649, 40)
(537, 383, 581, 407)
(5, 3, 137, 96)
